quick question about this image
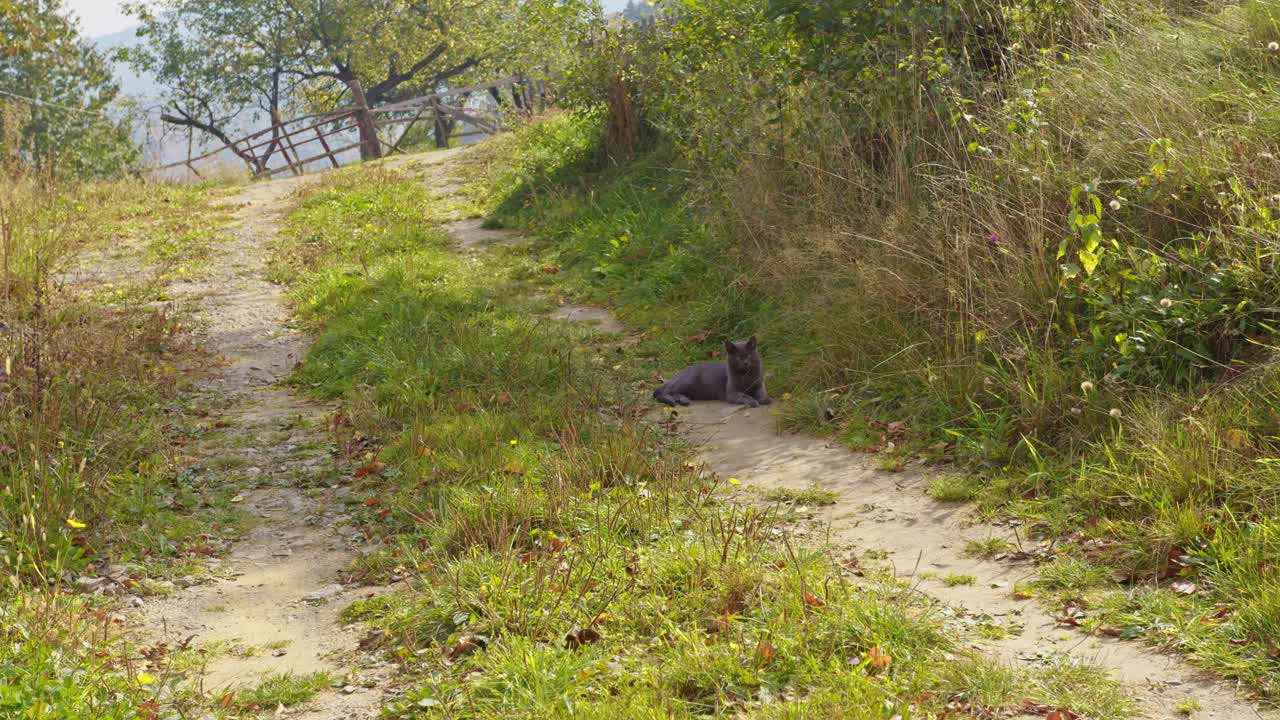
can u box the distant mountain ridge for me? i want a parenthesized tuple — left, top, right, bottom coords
(92, 24, 160, 99)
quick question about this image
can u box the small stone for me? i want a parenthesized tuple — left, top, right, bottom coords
(128, 596, 145, 608)
(176, 575, 197, 588)
(342, 685, 358, 694)
(302, 584, 344, 602)
(76, 576, 104, 591)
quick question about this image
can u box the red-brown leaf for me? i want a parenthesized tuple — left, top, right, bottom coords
(354, 462, 385, 478)
(565, 626, 601, 648)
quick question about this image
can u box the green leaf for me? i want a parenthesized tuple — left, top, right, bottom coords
(1078, 249, 1099, 276)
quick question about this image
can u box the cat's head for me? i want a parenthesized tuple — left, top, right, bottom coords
(724, 335, 760, 376)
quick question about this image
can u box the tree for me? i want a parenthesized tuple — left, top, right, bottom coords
(0, 0, 138, 176)
(129, 0, 596, 161)
(123, 0, 306, 172)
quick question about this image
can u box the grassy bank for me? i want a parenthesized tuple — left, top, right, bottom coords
(454, 0, 1280, 698)
(273, 160, 1128, 717)
(0, 173, 242, 717)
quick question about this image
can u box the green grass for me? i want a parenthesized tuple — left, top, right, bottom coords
(963, 537, 1015, 560)
(273, 161, 1131, 718)
(762, 485, 840, 506)
(236, 672, 331, 711)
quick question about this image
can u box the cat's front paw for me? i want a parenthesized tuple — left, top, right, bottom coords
(733, 395, 760, 408)
(757, 395, 773, 405)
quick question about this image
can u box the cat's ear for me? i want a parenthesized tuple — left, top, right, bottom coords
(746, 335, 757, 351)
(724, 339, 736, 354)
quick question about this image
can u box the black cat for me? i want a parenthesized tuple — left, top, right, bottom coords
(653, 336, 771, 407)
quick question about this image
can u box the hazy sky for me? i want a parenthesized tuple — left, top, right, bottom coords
(65, 0, 134, 38)
(66, 0, 634, 40)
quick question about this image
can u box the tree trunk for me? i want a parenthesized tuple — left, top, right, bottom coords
(431, 98, 453, 149)
(348, 78, 382, 160)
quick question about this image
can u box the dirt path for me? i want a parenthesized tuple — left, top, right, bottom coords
(136, 175, 390, 717)
(670, 403, 1273, 719)
(129, 147, 614, 717)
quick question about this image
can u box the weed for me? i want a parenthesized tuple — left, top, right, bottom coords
(1176, 696, 1202, 715)
(762, 485, 839, 506)
(236, 672, 331, 710)
(928, 475, 984, 503)
(964, 537, 1015, 559)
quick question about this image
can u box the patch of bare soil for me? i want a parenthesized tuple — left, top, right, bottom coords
(133, 175, 392, 717)
(668, 402, 1275, 719)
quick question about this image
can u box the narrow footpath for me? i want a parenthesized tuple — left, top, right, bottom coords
(134, 145, 1274, 719)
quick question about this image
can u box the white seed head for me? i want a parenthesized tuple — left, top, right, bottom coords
(1080, 381, 1095, 394)
(1160, 298, 1173, 308)
(1070, 407, 1083, 416)
(1269, 41, 1279, 52)
(1109, 199, 1121, 211)
(1109, 408, 1123, 418)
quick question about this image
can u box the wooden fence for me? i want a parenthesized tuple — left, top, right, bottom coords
(156, 76, 551, 180)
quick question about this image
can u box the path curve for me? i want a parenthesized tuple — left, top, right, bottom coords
(674, 403, 1274, 720)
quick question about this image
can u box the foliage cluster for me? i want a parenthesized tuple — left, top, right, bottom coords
(0, 0, 138, 177)
(123, 0, 598, 158)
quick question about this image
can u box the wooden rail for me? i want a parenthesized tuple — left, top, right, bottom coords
(154, 76, 549, 179)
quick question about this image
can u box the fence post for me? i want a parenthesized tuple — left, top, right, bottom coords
(350, 79, 382, 160)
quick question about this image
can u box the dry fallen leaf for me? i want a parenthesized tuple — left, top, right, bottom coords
(803, 592, 826, 608)
(864, 646, 893, 672)
(1170, 581, 1198, 595)
(756, 639, 777, 665)
(447, 636, 479, 658)
(565, 626, 601, 649)
(354, 462, 385, 478)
